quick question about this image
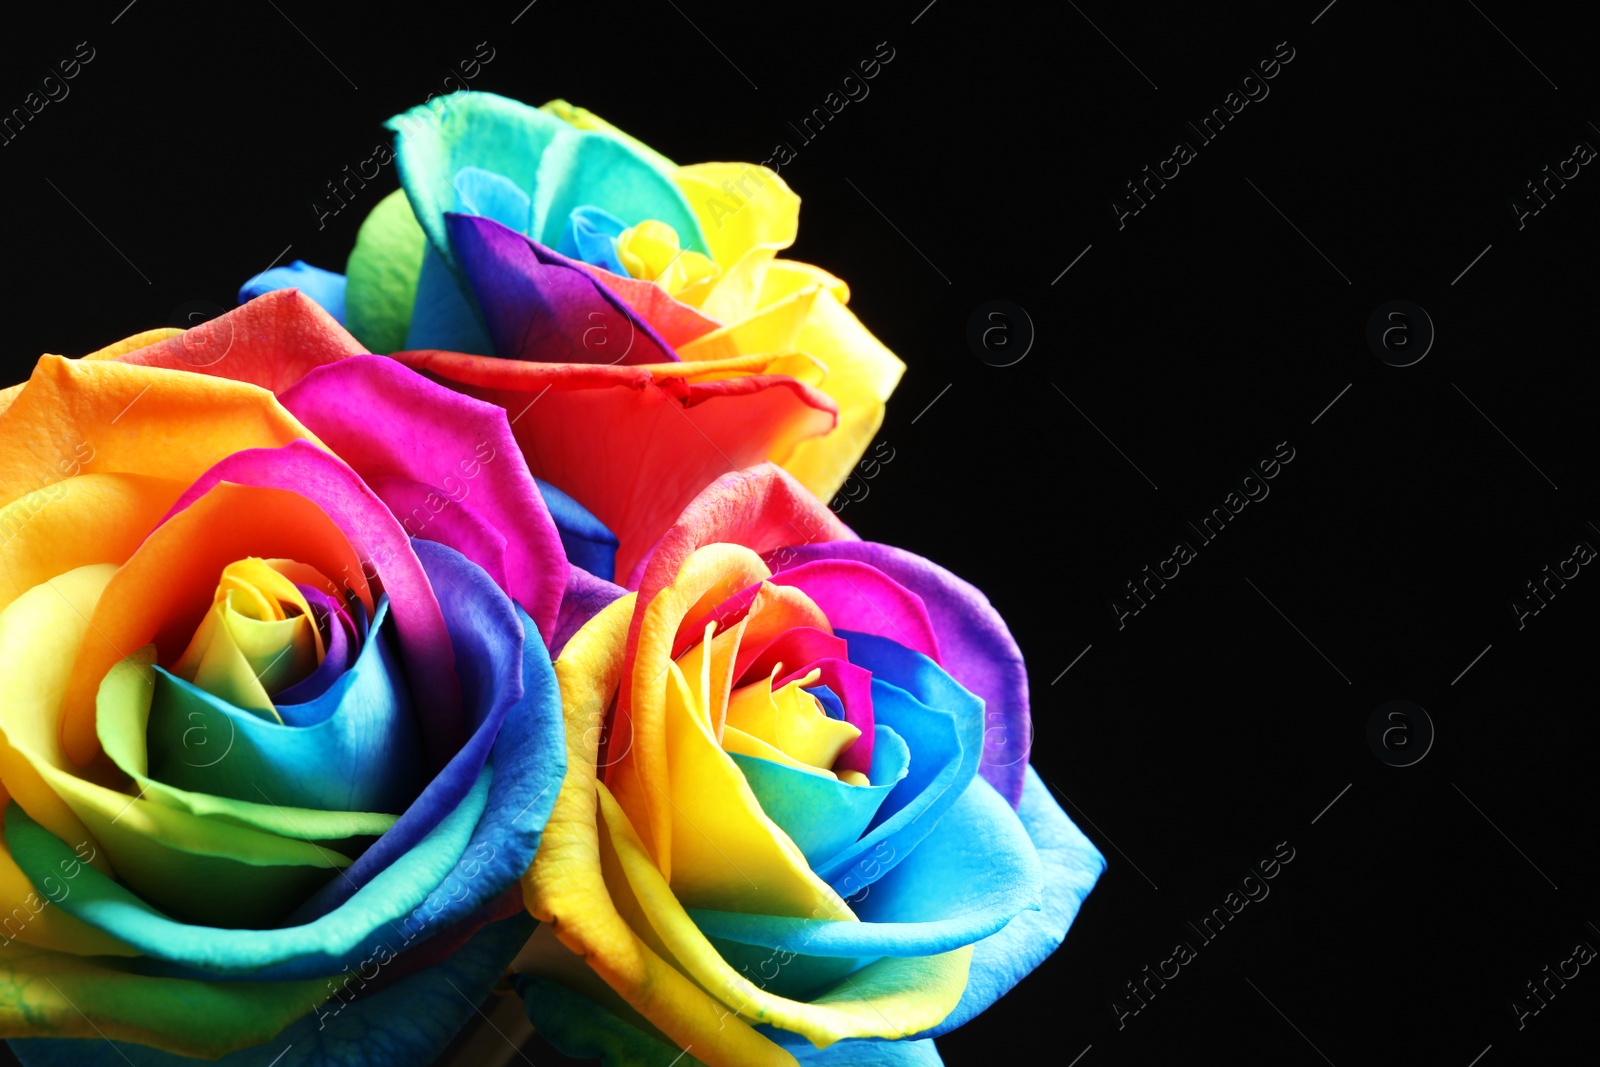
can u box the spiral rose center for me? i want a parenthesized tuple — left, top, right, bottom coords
(170, 557, 327, 723)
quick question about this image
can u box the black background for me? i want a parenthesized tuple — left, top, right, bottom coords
(3, 2, 1598, 1065)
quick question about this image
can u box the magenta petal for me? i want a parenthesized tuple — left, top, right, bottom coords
(735, 625, 849, 686)
(280, 355, 569, 642)
(157, 440, 465, 757)
(770, 542, 1032, 809)
(767, 559, 941, 664)
(370, 474, 511, 595)
(778, 656, 876, 776)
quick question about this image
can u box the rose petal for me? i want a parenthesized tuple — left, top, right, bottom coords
(771, 542, 1032, 809)
(238, 261, 347, 325)
(0, 354, 314, 513)
(280, 355, 569, 642)
(905, 766, 1106, 1039)
(0, 931, 328, 1060)
(537, 477, 619, 583)
(521, 594, 794, 1067)
(390, 356, 837, 582)
(446, 213, 677, 365)
(143, 597, 423, 817)
(107, 290, 364, 393)
(810, 634, 983, 897)
(6, 912, 536, 1067)
(388, 92, 707, 278)
(688, 772, 1041, 965)
(553, 564, 626, 659)
(61, 479, 373, 767)
(723, 723, 908, 867)
(152, 442, 462, 759)
(345, 188, 427, 354)
(766, 559, 940, 664)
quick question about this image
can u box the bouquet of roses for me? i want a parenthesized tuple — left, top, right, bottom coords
(0, 92, 1103, 1067)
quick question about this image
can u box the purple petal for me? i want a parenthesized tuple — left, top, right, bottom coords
(770, 542, 1032, 809)
(444, 212, 678, 366)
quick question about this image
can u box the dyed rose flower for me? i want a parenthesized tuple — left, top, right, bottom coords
(0, 294, 576, 1066)
(516, 465, 1104, 1066)
(242, 91, 904, 578)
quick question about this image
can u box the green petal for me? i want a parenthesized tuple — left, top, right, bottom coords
(344, 189, 426, 354)
(0, 938, 330, 1059)
(96, 656, 396, 843)
(519, 975, 708, 1067)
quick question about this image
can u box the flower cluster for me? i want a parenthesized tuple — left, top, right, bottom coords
(0, 92, 1102, 1067)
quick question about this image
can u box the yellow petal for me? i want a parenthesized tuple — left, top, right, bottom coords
(0, 473, 185, 616)
(657, 658, 853, 916)
(523, 593, 797, 1067)
(598, 781, 973, 1046)
(675, 163, 800, 268)
(776, 287, 906, 500)
(723, 670, 859, 772)
(614, 544, 770, 875)
(677, 287, 817, 364)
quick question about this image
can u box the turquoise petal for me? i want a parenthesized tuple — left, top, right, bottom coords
(4, 773, 489, 977)
(907, 766, 1106, 1039)
(726, 724, 908, 867)
(148, 597, 427, 815)
(8, 912, 537, 1067)
(688, 773, 1041, 962)
(518, 975, 707, 1067)
(388, 92, 707, 288)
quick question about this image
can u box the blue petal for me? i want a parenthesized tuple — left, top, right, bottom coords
(556, 204, 629, 275)
(238, 262, 348, 324)
(148, 597, 426, 814)
(518, 975, 706, 1067)
(8, 912, 537, 1067)
(908, 766, 1106, 1039)
(812, 632, 983, 896)
(808, 684, 845, 721)
(791, 1039, 945, 1066)
(451, 166, 531, 234)
(536, 477, 619, 582)
(289, 539, 543, 921)
(725, 724, 907, 868)
(689, 772, 1040, 963)
(403, 241, 493, 354)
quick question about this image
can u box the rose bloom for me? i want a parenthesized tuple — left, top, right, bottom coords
(516, 465, 1105, 1066)
(0, 296, 577, 1066)
(241, 90, 905, 578)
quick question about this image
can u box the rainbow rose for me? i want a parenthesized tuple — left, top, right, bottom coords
(517, 465, 1104, 1066)
(242, 91, 904, 578)
(0, 294, 578, 1065)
